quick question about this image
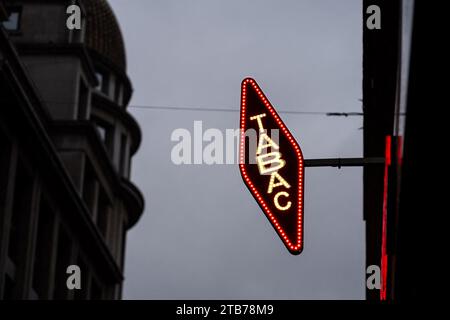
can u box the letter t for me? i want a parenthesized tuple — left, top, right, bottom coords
(250, 113, 267, 132)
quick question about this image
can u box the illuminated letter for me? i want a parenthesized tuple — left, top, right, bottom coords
(256, 152, 285, 175)
(250, 113, 267, 132)
(256, 133, 280, 155)
(267, 172, 291, 194)
(274, 191, 291, 211)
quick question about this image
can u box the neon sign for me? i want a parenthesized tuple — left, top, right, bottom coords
(239, 78, 305, 255)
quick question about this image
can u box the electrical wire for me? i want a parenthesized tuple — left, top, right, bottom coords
(128, 105, 362, 116)
(7, 97, 364, 116)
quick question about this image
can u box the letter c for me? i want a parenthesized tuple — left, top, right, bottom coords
(274, 191, 291, 211)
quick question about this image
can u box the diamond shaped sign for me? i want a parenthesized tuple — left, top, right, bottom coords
(239, 78, 305, 255)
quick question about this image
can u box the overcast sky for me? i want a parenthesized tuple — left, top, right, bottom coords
(109, 0, 364, 299)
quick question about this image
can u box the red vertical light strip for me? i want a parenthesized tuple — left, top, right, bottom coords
(380, 135, 391, 301)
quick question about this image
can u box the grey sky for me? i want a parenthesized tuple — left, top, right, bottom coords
(109, 0, 364, 299)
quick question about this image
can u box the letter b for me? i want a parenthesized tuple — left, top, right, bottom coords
(256, 152, 285, 175)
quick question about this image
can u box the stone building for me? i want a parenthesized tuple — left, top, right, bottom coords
(0, 0, 144, 299)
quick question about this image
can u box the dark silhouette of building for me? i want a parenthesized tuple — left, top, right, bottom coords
(0, 0, 144, 300)
(363, 0, 401, 301)
(363, 0, 437, 301)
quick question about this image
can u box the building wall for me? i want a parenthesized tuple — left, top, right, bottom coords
(363, 0, 439, 301)
(363, 0, 400, 300)
(22, 55, 82, 119)
(0, 46, 123, 300)
(0, 0, 143, 300)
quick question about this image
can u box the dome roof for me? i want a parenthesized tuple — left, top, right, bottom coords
(82, 0, 126, 71)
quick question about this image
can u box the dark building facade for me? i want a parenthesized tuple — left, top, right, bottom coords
(0, 0, 143, 299)
(363, 0, 436, 300)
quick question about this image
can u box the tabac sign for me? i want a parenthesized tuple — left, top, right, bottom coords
(239, 78, 305, 255)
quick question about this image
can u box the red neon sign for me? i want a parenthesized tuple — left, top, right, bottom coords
(380, 135, 391, 300)
(239, 78, 305, 255)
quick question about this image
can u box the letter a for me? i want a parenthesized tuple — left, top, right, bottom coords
(66, 265, 81, 290)
(171, 129, 192, 165)
(366, 5, 381, 30)
(267, 172, 291, 194)
(366, 265, 381, 290)
(66, 5, 81, 30)
(256, 133, 280, 155)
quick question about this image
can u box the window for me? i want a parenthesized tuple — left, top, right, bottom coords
(119, 133, 128, 175)
(32, 198, 55, 299)
(95, 69, 109, 96)
(74, 257, 89, 300)
(95, 72, 103, 90)
(114, 78, 123, 105)
(8, 160, 33, 266)
(97, 191, 110, 239)
(2, 7, 21, 31)
(92, 117, 114, 156)
(95, 124, 107, 142)
(77, 79, 89, 120)
(0, 130, 11, 201)
(82, 162, 98, 218)
(119, 228, 126, 269)
(53, 227, 72, 300)
(115, 217, 124, 262)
